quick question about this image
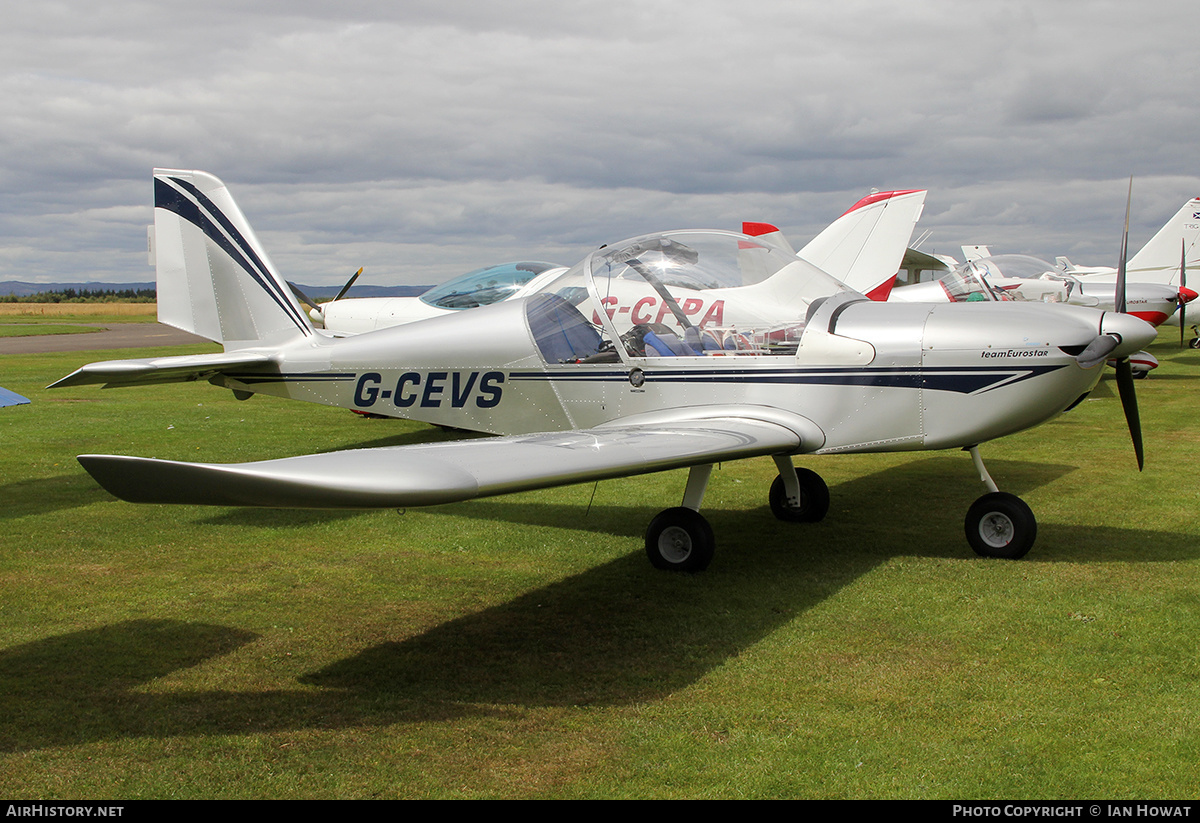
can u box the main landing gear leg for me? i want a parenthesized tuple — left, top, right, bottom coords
(768, 455, 830, 523)
(963, 445, 1037, 559)
(645, 464, 715, 572)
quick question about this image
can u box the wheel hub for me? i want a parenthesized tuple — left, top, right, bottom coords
(658, 526, 693, 562)
(979, 512, 1015, 548)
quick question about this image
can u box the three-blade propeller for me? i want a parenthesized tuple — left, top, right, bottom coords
(1112, 177, 1143, 470)
(1181, 239, 1188, 349)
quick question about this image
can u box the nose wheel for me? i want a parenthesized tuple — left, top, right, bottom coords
(964, 493, 1037, 559)
(963, 447, 1037, 559)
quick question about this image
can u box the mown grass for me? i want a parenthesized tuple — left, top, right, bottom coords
(0, 332, 1197, 798)
(0, 304, 157, 324)
(0, 323, 101, 338)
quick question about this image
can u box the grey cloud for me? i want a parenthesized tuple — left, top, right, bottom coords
(4, 1, 1200, 285)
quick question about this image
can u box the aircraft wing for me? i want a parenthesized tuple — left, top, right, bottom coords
(77, 410, 818, 509)
(49, 351, 276, 390)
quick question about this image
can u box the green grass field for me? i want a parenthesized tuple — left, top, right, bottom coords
(1, 331, 1198, 799)
(0, 323, 101, 338)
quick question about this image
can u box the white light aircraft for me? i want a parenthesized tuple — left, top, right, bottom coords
(52, 170, 1156, 571)
(1061, 196, 1200, 294)
(308, 189, 926, 337)
(1062, 196, 1200, 344)
(774, 188, 927, 301)
(892, 194, 1200, 335)
(302, 260, 566, 333)
(889, 252, 1195, 328)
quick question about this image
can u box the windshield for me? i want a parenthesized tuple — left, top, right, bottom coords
(420, 261, 559, 309)
(531, 230, 857, 360)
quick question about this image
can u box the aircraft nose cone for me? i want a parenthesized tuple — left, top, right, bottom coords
(1100, 311, 1158, 358)
(1179, 286, 1198, 304)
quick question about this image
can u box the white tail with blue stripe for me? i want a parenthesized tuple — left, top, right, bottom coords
(151, 169, 314, 349)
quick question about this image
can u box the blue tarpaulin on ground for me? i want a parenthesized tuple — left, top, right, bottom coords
(0, 386, 30, 407)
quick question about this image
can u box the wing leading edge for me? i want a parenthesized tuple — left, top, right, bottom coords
(78, 410, 819, 509)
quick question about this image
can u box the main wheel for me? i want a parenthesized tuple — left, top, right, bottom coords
(769, 468, 830, 523)
(965, 492, 1037, 559)
(1190, 337, 1200, 349)
(645, 507, 715, 572)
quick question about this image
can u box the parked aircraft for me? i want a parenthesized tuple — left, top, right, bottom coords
(53, 170, 1156, 570)
(305, 260, 566, 333)
(750, 189, 927, 301)
(308, 189, 927, 336)
(891, 193, 1200, 331)
(1062, 196, 1200, 294)
(1060, 197, 1200, 345)
(889, 252, 1195, 327)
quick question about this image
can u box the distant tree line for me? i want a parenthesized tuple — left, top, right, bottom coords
(0, 288, 156, 303)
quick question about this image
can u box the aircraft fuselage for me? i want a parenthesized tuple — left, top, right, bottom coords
(216, 295, 1122, 455)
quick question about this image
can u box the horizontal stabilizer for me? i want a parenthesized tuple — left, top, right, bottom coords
(49, 351, 275, 390)
(79, 415, 808, 509)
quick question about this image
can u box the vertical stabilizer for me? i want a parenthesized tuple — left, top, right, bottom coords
(152, 169, 314, 348)
(797, 189, 927, 300)
(1127, 197, 1200, 283)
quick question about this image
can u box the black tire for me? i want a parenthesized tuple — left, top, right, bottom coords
(769, 467, 830, 523)
(965, 492, 1037, 559)
(1190, 337, 1200, 349)
(645, 507, 715, 572)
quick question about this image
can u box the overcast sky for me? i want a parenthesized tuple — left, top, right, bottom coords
(3, 0, 1198, 287)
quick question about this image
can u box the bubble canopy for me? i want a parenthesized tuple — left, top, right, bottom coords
(938, 255, 1064, 303)
(527, 230, 859, 362)
(966, 255, 1061, 282)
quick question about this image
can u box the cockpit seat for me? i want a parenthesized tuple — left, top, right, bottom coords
(643, 328, 699, 357)
(527, 293, 603, 363)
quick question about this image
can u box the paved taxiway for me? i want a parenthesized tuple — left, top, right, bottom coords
(0, 323, 209, 354)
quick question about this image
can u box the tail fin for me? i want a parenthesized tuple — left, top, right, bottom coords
(1127, 197, 1200, 283)
(797, 189, 927, 300)
(150, 169, 314, 348)
(742, 222, 797, 254)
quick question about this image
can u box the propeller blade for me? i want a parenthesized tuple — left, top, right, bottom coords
(1115, 177, 1132, 315)
(1181, 239, 1188, 348)
(288, 281, 321, 313)
(333, 267, 364, 302)
(1075, 333, 1121, 369)
(1113, 357, 1144, 471)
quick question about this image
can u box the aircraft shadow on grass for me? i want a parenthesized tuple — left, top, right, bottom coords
(196, 452, 1073, 535)
(424, 454, 1076, 541)
(3, 457, 1195, 753)
(0, 474, 113, 520)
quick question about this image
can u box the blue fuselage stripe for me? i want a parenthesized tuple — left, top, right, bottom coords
(508, 364, 1065, 394)
(232, 364, 1067, 396)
